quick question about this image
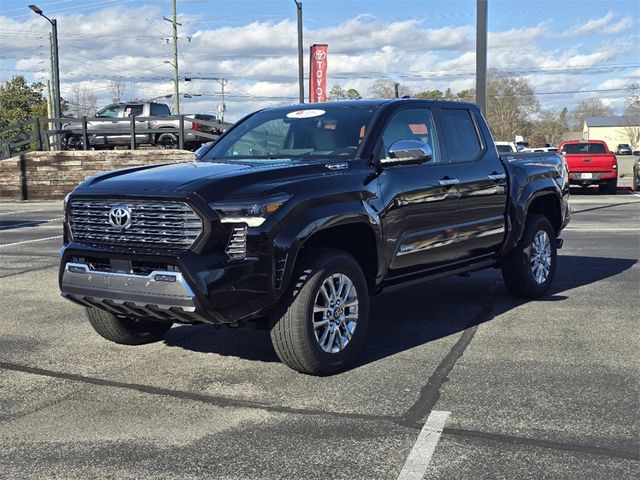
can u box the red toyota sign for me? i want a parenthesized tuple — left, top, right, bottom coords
(309, 44, 328, 103)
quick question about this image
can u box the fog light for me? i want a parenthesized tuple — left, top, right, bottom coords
(154, 274, 177, 283)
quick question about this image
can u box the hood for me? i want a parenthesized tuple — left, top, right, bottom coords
(74, 159, 334, 201)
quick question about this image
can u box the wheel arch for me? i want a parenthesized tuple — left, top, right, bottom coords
(277, 217, 382, 297)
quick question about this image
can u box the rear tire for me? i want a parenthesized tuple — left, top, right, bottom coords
(156, 132, 178, 149)
(86, 308, 172, 345)
(270, 248, 369, 376)
(501, 214, 557, 299)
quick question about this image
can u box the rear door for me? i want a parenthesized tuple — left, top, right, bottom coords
(436, 106, 508, 261)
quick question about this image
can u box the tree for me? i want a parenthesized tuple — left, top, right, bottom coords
(66, 85, 98, 117)
(369, 80, 411, 98)
(624, 82, 640, 116)
(528, 131, 547, 148)
(571, 98, 614, 129)
(329, 85, 361, 101)
(535, 108, 569, 145)
(0, 76, 48, 149)
(344, 88, 361, 100)
(108, 80, 128, 104)
(414, 89, 445, 100)
(484, 71, 540, 141)
(0, 76, 47, 129)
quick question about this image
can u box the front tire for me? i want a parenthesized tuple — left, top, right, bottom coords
(270, 248, 370, 376)
(501, 214, 557, 299)
(86, 308, 172, 345)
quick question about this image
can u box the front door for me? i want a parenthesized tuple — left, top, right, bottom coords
(377, 105, 461, 278)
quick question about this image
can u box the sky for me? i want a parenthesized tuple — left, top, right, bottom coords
(0, 0, 639, 122)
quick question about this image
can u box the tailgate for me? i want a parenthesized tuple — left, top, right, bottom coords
(564, 154, 615, 172)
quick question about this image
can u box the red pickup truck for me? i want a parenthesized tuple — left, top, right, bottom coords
(558, 140, 618, 194)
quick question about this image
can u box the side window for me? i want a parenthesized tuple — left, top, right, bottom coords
(440, 108, 483, 162)
(151, 103, 171, 116)
(124, 104, 144, 117)
(379, 108, 441, 163)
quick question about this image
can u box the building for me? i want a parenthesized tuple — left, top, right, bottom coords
(583, 116, 640, 150)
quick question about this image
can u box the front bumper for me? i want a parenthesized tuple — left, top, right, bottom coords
(61, 262, 207, 323)
(59, 242, 278, 325)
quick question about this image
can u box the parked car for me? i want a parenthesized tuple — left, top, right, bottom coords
(616, 144, 632, 155)
(60, 99, 569, 375)
(633, 157, 639, 191)
(495, 141, 519, 153)
(558, 140, 618, 194)
(61, 102, 225, 151)
(523, 146, 557, 153)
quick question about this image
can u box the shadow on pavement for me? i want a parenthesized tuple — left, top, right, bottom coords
(0, 219, 46, 230)
(162, 255, 637, 369)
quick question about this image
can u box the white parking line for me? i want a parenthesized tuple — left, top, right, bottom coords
(0, 235, 63, 248)
(565, 227, 639, 232)
(397, 410, 450, 480)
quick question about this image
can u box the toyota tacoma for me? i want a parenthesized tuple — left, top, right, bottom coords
(60, 99, 570, 375)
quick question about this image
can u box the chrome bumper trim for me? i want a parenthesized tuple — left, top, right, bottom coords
(61, 262, 205, 322)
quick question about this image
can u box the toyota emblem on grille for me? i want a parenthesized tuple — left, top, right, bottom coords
(108, 205, 132, 230)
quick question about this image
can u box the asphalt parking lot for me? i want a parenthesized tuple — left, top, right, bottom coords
(1, 189, 639, 479)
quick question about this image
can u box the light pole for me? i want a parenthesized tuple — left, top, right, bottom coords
(476, 0, 488, 115)
(294, 1, 304, 103)
(29, 5, 61, 122)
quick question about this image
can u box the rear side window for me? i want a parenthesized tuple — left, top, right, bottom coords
(561, 143, 607, 154)
(440, 108, 483, 162)
(496, 144, 513, 153)
(151, 103, 171, 116)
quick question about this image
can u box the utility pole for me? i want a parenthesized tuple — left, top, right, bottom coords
(294, 1, 304, 103)
(163, 0, 181, 114)
(476, 0, 488, 115)
(218, 78, 227, 122)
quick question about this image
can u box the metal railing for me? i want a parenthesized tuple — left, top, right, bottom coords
(0, 115, 230, 160)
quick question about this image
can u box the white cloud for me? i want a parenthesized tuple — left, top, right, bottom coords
(562, 11, 634, 36)
(489, 23, 549, 49)
(1, 5, 638, 121)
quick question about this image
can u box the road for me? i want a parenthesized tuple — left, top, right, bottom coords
(1, 190, 638, 479)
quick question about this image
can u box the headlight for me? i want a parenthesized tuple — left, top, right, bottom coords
(209, 193, 291, 227)
(63, 192, 71, 214)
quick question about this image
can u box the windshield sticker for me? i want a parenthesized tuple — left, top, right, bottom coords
(286, 109, 326, 119)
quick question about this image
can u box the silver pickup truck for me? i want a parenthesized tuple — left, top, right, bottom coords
(61, 101, 223, 150)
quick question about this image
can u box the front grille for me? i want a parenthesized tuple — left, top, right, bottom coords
(69, 199, 203, 250)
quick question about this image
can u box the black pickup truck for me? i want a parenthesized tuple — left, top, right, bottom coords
(59, 100, 570, 375)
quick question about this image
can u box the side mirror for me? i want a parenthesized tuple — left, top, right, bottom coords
(380, 140, 433, 166)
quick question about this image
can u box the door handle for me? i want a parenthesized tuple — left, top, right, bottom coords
(438, 178, 460, 186)
(488, 173, 507, 181)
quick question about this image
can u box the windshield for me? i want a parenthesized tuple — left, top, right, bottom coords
(200, 105, 378, 161)
(562, 143, 607, 154)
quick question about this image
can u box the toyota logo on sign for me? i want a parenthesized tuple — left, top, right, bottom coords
(108, 205, 132, 230)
